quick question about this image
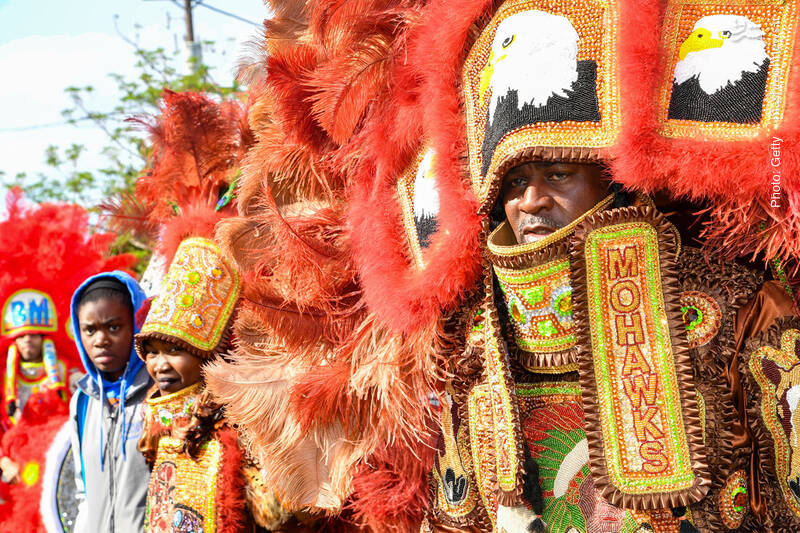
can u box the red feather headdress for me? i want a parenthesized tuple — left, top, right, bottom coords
(0, 188, 137, 382)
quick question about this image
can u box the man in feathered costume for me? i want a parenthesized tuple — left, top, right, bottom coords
(197, 0, 800, 532)
(0, 189, 136, 532)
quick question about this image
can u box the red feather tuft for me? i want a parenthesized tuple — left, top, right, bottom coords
(0, 189, 137, 381)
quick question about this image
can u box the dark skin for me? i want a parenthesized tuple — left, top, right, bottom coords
(77, 299, 134, 382)
(142, 338, 203, 395)
(501, 161, 609, 244)
(14, 334, 43, 363)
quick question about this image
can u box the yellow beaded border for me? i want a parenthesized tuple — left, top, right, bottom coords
(462, 0, 622, 203)
(396, 146, 434, 270)
(657, 0, 797, 140)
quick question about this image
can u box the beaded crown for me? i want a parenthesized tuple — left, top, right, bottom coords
(1, 289, 58, 338)
(462, 0, 622, 212)
(137, 237, 240, 357)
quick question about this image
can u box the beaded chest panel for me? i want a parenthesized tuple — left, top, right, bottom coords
(657, 0, 797, 139)
(146, 437, 222, 533)
(748, 328, 800, 519)
(141, 237, 240, 353)
(462, 0, 621, 206)
(465, 381, 695, 531)
(495, 258, 575, 354)
(571, 211, 708, 508)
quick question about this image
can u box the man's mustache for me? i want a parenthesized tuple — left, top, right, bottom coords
(517, 215, 563, 237)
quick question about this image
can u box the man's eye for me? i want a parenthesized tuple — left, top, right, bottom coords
(510, 177, 527, 188)
(84, 328, 95, 335)
(548, 173, 569, 181)
(109, 325, 119, 332)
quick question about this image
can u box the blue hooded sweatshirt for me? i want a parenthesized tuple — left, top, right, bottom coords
(68, 271, 152, 533)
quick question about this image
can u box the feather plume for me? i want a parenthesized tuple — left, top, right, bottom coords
(0, 189, 137, 380)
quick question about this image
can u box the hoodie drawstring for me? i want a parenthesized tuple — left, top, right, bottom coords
(120, 368, 129, 461)
(98, 379, 106, 472)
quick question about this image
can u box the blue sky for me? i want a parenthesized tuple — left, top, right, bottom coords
(0, 0, 269, 204)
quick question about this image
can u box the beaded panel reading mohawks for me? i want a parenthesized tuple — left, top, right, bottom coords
(462, 0, 621, 209)
(658, 0, 798, 139)
(141, 237, 240, 354)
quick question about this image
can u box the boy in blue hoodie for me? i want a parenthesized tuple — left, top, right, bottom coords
(68, 272, 152, 533)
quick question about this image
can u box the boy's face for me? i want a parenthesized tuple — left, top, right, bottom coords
(15, 334, 43, 362)
(142, 338, 203, 394)
(77, 299, 134, 381)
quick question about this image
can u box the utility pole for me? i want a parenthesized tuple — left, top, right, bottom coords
(182, 0, 202, 73)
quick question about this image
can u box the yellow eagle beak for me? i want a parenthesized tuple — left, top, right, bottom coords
(479, 50, 505, 107)
(679, 28, 724, 60)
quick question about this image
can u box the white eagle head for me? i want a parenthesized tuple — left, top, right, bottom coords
(673, 14, 769, 94)
(479, 10, 580, 123)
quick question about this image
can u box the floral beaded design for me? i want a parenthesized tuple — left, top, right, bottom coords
(494, 259, 575, 353)
(146, 383, 201, 429)
(679, 291, 722, 348)
(718, 470, 749, 528)
(748, 328, 800, 518)
(141, 237, 240, 354)
(582, 221, 696, 496)
(658, 0, 797, 139)
(462, 0, 621, 208)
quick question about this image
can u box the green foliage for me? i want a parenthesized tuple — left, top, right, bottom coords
(4, 43, 241, 276)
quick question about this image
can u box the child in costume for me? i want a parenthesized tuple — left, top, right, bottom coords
(69, 272, 151, 533)
(135, 236, 292, 533)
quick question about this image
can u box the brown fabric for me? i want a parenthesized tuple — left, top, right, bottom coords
(733, 281, 797, 522)
(675, 248, 762, 531)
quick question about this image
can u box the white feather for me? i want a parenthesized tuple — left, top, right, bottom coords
(413, 148, 439, 220)
(674, 15, 768, 95)
(487, 10, 580, 123)
(40, 421, 73, 533)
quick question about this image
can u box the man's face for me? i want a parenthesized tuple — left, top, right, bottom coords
(142, 338, 203, 394)
(77, 298, 134, 381)
(501, 161, 609, 244)
(15, 334, 43, 362)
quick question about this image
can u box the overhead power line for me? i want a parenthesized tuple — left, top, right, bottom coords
(195, 1, 263, 28)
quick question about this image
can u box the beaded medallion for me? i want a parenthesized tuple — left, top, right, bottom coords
(658, 0, 797, 139)
(575, 216, 705, 506)
(718, 469, 749, 528)
(748, 328, 800, 518)
(141, 237, 240, 354)
(495, 259, 575, 354)
(462, 0, 621, 207)
(679, 291, 722, 348)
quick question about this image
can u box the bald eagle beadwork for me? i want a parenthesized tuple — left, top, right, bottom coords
(668, 14, 770, 124)
(479, 10, 601, 174)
